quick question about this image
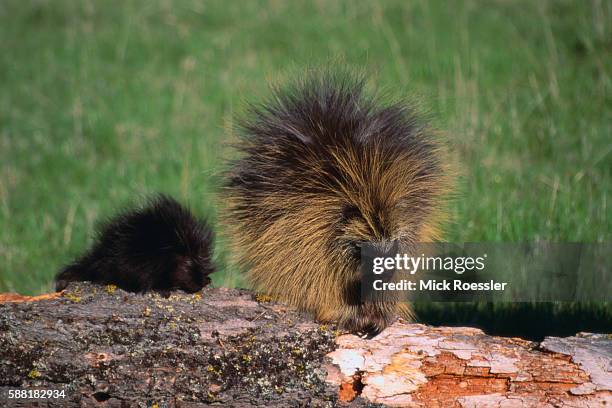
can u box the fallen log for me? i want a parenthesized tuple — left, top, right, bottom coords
(0, 283, 610, 407)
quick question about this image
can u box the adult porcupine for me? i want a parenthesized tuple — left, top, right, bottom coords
(55, 194, 215, 294)
(224, 71, 450, 333)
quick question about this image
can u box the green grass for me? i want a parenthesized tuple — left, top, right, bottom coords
(1, 0, 610, 305)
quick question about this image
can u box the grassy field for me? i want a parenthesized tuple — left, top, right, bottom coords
(0, 0, 610, 335)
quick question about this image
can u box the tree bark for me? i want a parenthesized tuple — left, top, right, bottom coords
(0, 283, 610, 407)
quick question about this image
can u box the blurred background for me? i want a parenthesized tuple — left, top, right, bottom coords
(1, 0, 610, 339)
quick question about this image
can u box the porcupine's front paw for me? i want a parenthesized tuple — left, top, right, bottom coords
(336, 303, 397, 338)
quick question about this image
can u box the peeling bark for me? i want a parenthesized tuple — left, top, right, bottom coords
(1, 283, 610, 407)
(326, 324, 611, 407)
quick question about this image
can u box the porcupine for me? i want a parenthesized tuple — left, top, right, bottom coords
(55, 194, 215, 295)
(224, 71, 451, 333)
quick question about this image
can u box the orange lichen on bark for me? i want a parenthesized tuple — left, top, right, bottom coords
(0, 291, 63, 303)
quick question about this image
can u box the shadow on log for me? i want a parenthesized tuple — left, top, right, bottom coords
(0, 283, 610, 407)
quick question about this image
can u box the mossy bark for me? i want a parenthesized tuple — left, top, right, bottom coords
(0, 283, 376, 407)
(1, 283, 610, 407)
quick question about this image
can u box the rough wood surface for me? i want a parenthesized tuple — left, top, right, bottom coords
(327, 325, 611, 407)
(0, 283, 349, 407)
(1, 283, 610, 407)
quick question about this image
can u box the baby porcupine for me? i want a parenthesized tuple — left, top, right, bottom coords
(55, 194, 215, 294)
(224, 71, 450, 334)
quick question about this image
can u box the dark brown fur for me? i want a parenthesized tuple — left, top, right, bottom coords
(224, 71, 451, 333)
(55, 195, 215, 295)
